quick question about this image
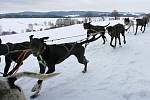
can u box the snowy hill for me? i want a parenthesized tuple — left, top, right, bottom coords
(0, 19, 150, 100)
(0, 11, 145, 18)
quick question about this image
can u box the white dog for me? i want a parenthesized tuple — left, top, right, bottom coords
(124, 18, 135, 33)
(0, 72, 59, 100)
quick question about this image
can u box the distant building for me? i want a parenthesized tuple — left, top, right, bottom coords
(56, 18, 76, 27)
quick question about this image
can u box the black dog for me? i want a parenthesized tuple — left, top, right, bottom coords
(83, 22, 110, 46)
(135, 17, 148, 35)
(106, 24, 126, 47)
(0, 39, 31, 77)
(29, 35, 101, 98)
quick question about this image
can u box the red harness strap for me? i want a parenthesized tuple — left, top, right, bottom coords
(8, 51, 29, 75)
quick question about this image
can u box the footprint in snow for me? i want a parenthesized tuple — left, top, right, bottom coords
(128, 60, 136, 64)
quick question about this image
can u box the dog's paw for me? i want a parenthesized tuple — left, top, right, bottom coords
(30, 91, 40, 99)
(82, 70, 87, 73)
(31, 83, 41, 92)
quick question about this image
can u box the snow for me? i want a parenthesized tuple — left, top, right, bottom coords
(0, 18, 59, 34)
(0, 18, 150, 100)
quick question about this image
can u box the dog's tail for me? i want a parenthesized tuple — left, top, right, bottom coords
(103, 22, 110, 27)
(80, 35, 101, 45)
(8, 72, 60, 83)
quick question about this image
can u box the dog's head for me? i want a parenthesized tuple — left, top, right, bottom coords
(124, 18, 130, 25)
(83, 22, 91, 29)
(29, 35, 49, 57)
(106, 26, 113, 32)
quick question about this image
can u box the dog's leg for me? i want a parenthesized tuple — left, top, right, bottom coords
(142, 25, 146, 33)
(114, 37, 117, 47)
(31, 64, 55, 98)
(30, 72, 60, 99)
(118, 36, 121, 46)
(31, 81, 42, 92)
(30, 82, 42, 98)
(37, 65, 55, 90)
(124, 36, 126, 44)
(75, 49, 88, 73)
(3, 57, 12, 77)
(31, 63, 46, 92)
(110, 37, 115, 47)
(140, 26, 143, 31)
(132, 25, 134, 32)
(82, 56, 89, 73)
(102, 35, 106, 44)
(135, 25, 138, 35)
(121, 32, 126, 44)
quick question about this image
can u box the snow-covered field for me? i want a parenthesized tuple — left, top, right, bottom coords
(0, 18, 56, 33)
(0, 18, 150, 100)
(0, 18, 83, 33)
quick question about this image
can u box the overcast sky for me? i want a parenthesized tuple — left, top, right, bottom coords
(0, 0, 149, 14)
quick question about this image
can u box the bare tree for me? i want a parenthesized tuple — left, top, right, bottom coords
(111, 10, 119, 20)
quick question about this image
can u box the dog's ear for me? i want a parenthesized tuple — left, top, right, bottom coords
(43, 37, 49, 40)
(88, 21, 91, 24)
(40, 37, 49, 42)
(29, 35, 34, 41)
